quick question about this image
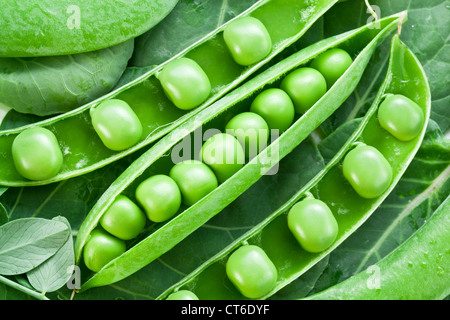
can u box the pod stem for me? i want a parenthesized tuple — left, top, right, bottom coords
(302, 191, 315, 200)
(350, 141, 366, 149)
(397, 11, 407, 35)
(364, 0, 378, 21)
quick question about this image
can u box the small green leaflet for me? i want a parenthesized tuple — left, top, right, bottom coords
(0, 217, 70, 275)
(26, 216, 75, 294)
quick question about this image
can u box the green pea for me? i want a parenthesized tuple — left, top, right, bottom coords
(310, 48, 353, 87)
(169, 160, 218, 206)
(225, 112, 270, 159)
(83, 229, 126, 273)
(166, 290, 199, 300)
(200, 133, 245, 183)
(342, 145, 393, 199)
(135, 174, 182, 223)
(158, 57, 211, 110)
(377, 94, 424, 141)
(287, 198, 338, 253)
(280, 67, 327, 114)
(100, 195, 146, 240)
(11, 127, 63, 181)
(223, 16, 272, 66)
(90, 99, 143, 151)
(250, 88, 295, 132)
(226, 245, 278, 299)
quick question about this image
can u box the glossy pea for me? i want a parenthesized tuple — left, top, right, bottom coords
(11, 127, 63, 181)
(377, 94, 424, 141)
(100, 195, 146, 240)
(200, 133, 245, 183)
(83, 229, 126, 273)
(166, 290, 199, 300)
(287, 198, 338, 253)
(310, 48, 353, 87)
(169, 160, 218, 206)
(280, 67, 327, 114)
(158, 58, 211, 110)
(223, 16, 272, 66)
(226, 245, 278, 299)
(342, 145, 393, 199)
(90, 99, 143, 151)
(250, 88, 295, 133)
(225, 112, 270, 159)
(135, 174, 182, 223)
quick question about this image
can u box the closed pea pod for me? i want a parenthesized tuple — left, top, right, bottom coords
(156, 32, 431, 300)
(75, 14, 402, 291)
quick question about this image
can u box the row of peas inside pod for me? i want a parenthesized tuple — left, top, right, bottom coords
(81, 44, 356, 276)
(165, 91, 426, 300)
(8, 16, 273, 182)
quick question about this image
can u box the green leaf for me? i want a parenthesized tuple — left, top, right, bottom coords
(0, 40, 134, 116)
(131, 0, 259, 66)
(26, 216, 75, 294)
(0, 218, 70, 275)
(0, 0, 179, 57)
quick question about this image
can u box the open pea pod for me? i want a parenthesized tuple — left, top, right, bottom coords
(0, 0, 338, 187)
(155, 33, 431, 300)
(75, 13, 404, 292)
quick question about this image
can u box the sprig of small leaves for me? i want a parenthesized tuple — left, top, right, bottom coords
(0, 216, 74, 299)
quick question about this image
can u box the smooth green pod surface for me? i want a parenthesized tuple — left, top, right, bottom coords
(156, 32, 431, 301)
(76, 14, 401, 291)
(0, 0, 339, 187)
(0, 0, 179, 57)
